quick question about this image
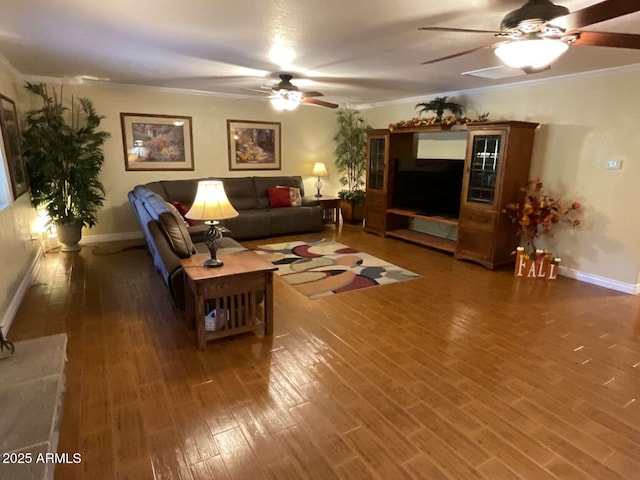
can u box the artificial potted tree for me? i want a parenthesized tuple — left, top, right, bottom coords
(22, 82, 110, 251)
(333, 108, 368, 224)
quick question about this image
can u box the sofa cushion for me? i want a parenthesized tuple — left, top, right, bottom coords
(267, 187, 292, 208)
(221, 209, 272, 240)
(269, 206, 324, 236)
(160, 179, 199, 205)
(218, 177, 258, 210)
(158, 202, 196, 259)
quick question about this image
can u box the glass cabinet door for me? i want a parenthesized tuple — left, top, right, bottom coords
(466, 134, 501, 204)
(368, 137, 385, 190)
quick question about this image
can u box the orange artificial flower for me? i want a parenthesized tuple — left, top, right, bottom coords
(503, 178, 582, 252)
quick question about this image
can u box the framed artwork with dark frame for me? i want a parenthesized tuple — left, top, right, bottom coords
(120, 113, 194, 171)
(0, 94, 28, 199)
(227, 120, 281, 171)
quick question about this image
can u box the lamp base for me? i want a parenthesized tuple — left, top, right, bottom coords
(203, 258, 224, 268)
(203, 220, 224, 268)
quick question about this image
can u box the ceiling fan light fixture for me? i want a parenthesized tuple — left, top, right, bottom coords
(270, 96, 300, 111)
(270, 89, 302, 111)
(494, 38, 569, 69)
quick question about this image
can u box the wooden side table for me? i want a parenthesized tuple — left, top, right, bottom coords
(317, 196, 341, 226)
(181, 250, 277, 349)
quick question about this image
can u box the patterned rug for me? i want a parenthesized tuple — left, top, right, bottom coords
(254, 239, 420, 299)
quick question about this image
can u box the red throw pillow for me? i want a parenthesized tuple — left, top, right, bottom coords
(267, 187, 292, 208)
(171, 201, 196, 226)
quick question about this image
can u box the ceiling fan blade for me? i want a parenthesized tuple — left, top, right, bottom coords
(301, 90, 324, 98)
(558, 0, 640, 30)
(421, 44, 495, 65)
(571, 31, 640, 49)
(419, 26, 501, 34)
(302, 97, 339, 109)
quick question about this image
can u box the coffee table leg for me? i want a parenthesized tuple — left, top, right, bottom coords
(265, 271, 273, 335)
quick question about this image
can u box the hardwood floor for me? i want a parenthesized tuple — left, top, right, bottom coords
(9, 224, 640, 479)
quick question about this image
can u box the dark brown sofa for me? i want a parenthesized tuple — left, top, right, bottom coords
(128, 175, 324, 308)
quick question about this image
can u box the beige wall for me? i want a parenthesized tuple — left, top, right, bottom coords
(20, 84, 341, 239)
(0, 62, 39, 333)
(365, 67, 640, 287)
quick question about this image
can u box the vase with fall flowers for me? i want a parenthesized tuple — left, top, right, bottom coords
(504, 178, 581, 257)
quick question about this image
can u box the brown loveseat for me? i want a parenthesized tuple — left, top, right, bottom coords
(128, 176, 324, 308)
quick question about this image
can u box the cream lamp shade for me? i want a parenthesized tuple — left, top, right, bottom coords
(312, 162, 328, 177)
(185, 180, 239, 221)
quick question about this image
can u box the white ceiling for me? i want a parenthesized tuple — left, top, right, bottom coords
(0, 0, 639, 107)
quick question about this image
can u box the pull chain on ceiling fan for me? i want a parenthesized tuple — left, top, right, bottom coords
(419, 0, 640, 71)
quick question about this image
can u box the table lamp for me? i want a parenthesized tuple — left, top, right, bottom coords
(312, 162, 328, 197)
(185, 180, 239, 268)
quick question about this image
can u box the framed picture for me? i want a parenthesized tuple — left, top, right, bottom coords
(120, 113, 194, 171)
(227, 120, 281, 171)
(0, 94, 28, 199)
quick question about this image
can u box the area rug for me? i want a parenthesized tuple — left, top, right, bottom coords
(254, 239, 420, 299)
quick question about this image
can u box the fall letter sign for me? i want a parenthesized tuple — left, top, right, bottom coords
(514, 252, 560, 280)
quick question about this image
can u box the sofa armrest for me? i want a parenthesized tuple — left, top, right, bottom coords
(301, 196, 320, 207)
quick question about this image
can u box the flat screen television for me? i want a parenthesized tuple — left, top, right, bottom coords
(393, 157, 465, 217)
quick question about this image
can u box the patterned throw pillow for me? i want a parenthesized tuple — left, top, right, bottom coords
(277, 185, 302, 207)
(289, 187, 302, 207)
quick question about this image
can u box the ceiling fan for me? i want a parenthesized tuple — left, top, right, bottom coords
(419, 0, 640, 72)
(249, 74, 339, 111)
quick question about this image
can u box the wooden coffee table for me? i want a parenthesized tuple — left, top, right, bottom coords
(181, 250, 277, 349)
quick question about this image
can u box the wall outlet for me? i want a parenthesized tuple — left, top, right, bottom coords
(605, 160, 623, 170)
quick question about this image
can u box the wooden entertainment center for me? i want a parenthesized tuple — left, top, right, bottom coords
(364, 121, 538, 269)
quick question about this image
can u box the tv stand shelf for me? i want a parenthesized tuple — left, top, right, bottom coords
(386, 208, 459, 226)
(386, 208, 458, 252)
(386, 229, 456, 252)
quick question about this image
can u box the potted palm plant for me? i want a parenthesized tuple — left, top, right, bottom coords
(415, 96, 464, 124)
(22, 82, 110, 251)
(333, 108, 368, 224)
